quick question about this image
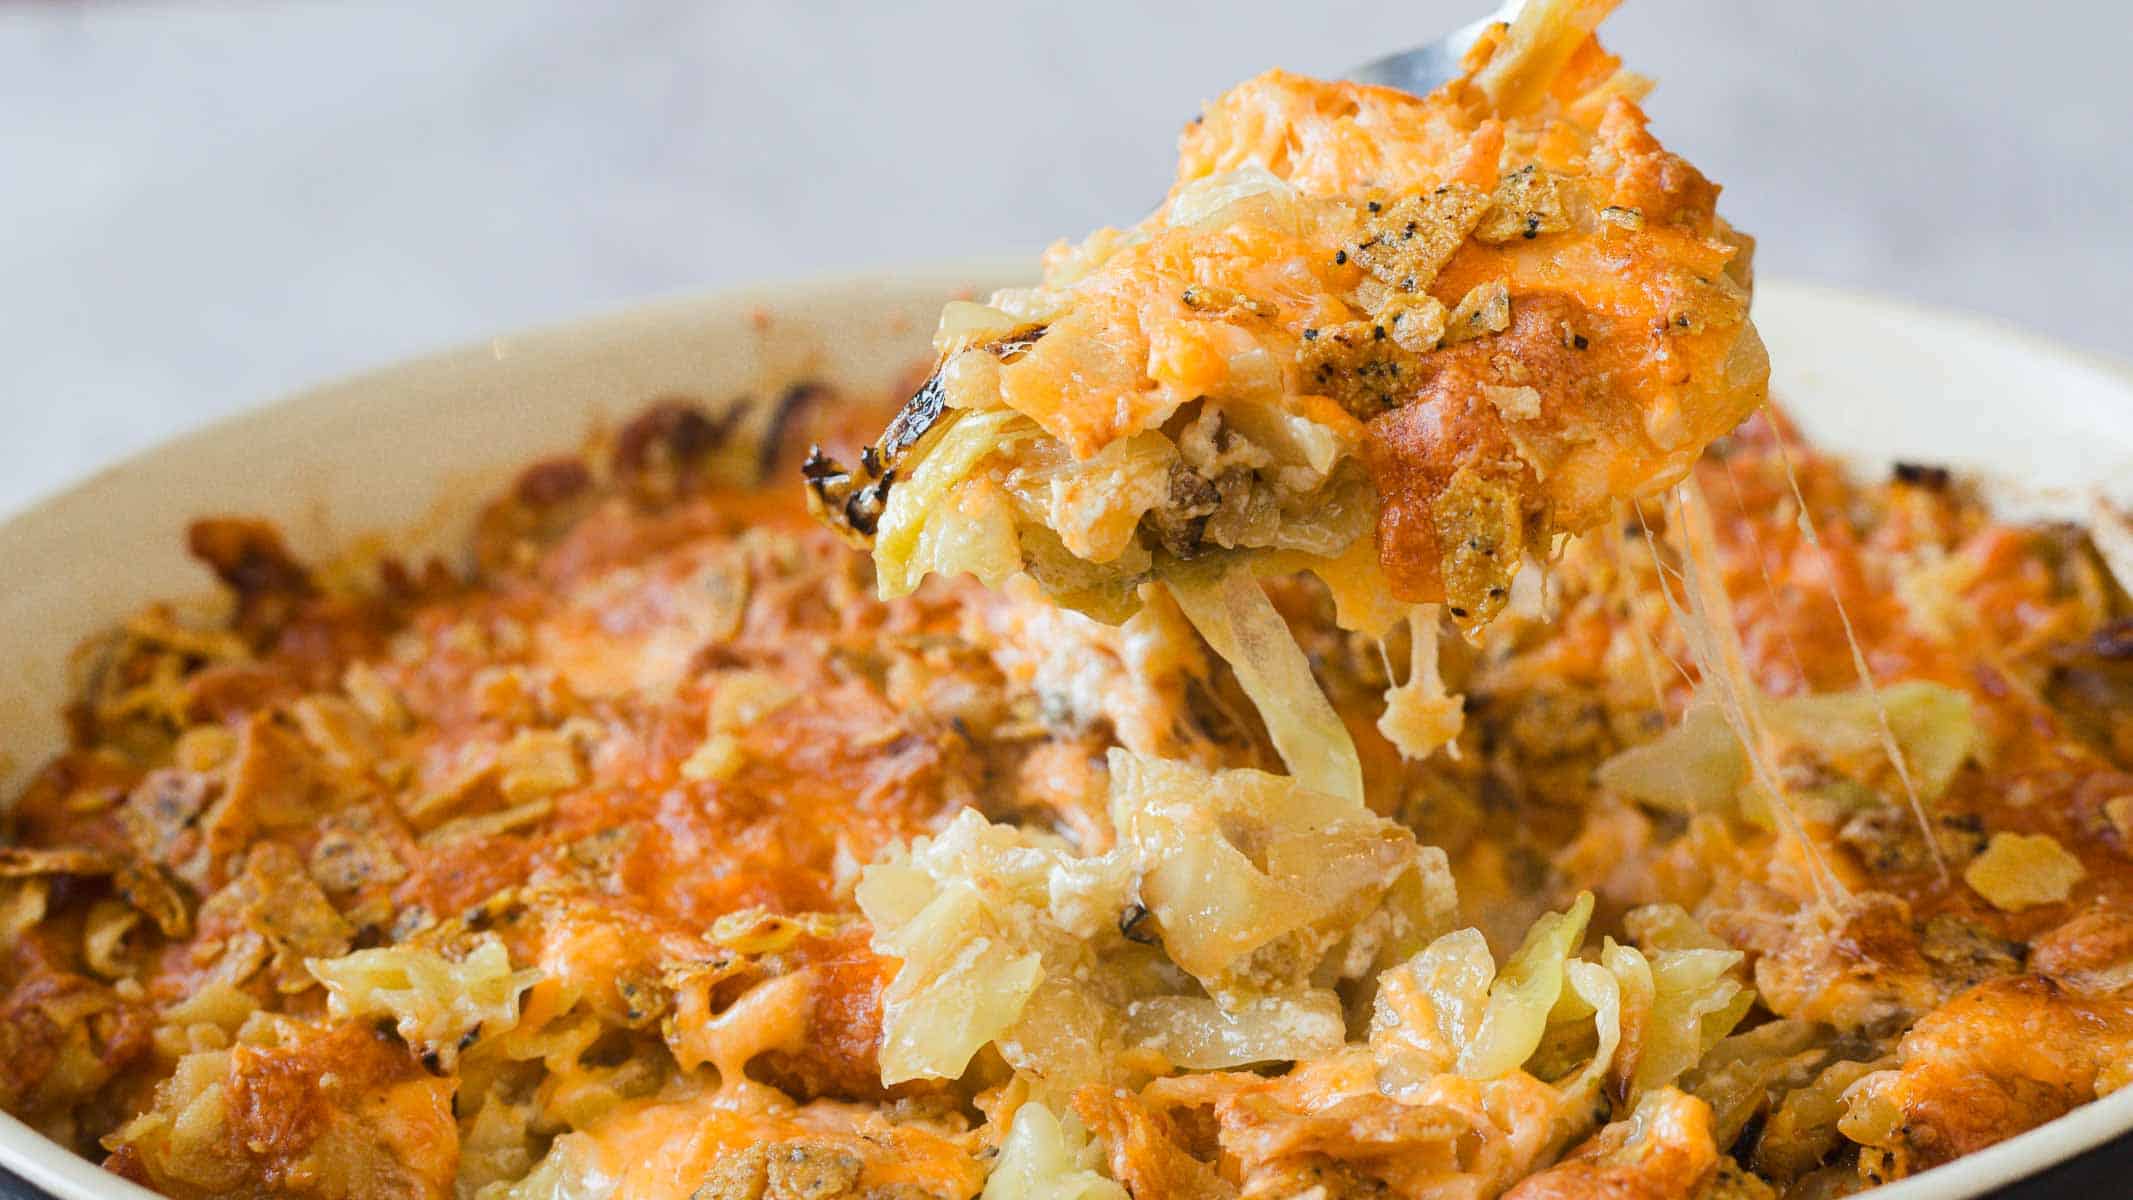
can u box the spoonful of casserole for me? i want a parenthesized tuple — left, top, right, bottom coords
(808, 0, 1766, 800)
(809, 0, 1762, 635)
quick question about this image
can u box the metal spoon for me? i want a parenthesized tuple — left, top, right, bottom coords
(1344, 0, 1523, 94)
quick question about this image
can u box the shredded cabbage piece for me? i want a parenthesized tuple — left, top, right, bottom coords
(875, 409, 1041, 597)
(1165, 560, 1363, 805)
(1370, 926, 1497, 1088)
(1597, 680, 1979, 822)
(1635, 945, 1753, 1094)
(1681, 1018, 1830, 1148)
(1109, 749, 1448, 992)
(1164, 166, 1298, 230)
(1559, 955, 1624, 1097)
(1125, 992, 1346, 1070)
(857, 810, 1132, 1086)
(861, 756, 1451, 1089)
(1459, 892, 1595, 1078)
(309, 935, 538, 1070)
(1019, 432, 1179, 563)
(983, 1101, 1128, 1200)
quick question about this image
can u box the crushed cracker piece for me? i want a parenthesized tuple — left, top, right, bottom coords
(1475, 165, 1572, 243)
(1297, 319, 1421, 420)
(1443, 282, 1512, 345)
(1179, 283, 1276, 320)
(342, 662, 409, 731)
(1964, 832, 2086, 911)
(1483, 384, 1543, 422)
(1349, 184, 1490, 295)
(498, 729, 583, 802)
(1379, 294, 1448, 354)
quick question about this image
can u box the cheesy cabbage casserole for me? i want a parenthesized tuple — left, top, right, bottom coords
(6, 3, 2133, 1199)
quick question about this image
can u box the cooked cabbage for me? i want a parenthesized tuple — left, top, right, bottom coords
(1635, 945, 1753, 1094)
(1770, 681, 1979, 801)
(1556, 954, 1625, 1097)
(1537, 922, 1751, 1104)
(861, 752, 1452, 1088)
(1366, 889, 1747, 1106)
(1681, 1018, 1830, 1148)
(1370, 895, 1602, 1086)
(983, 1101, 1128, 1200)
(1370, 926, 1497, 1086)
(1598, 680, 1980, 821)
(1622, 902, 1732, 953)
(1108, 749, 1448, 991)
(1459, 892, 1594, 1079)
(1124, 992, 1346, 1070)
(1018, 432, 1179, 564)
(857, 810, 1115, 1085)
(1758, 1055, 1892, 1180)
(1164, 560, 1363, 805)
(875, 409, 1042, 598)
(1595, 701, 1742, 814)
(309, 935, 538, 1070)
(936, 301, 1034, 361)
(1164, 166, 1299, 230)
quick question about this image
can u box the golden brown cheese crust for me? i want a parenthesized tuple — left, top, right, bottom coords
(815, 4, 1763, 631)
(1185, 63, 1764, 621)
(1840, 962, 2133, 1178)
(1502, 1088, 1719, 1200)
(806, 4, 1757, 639)
(105, 1021, 456, 1200)
(4, 374, 2133, 1197)
(0, 388, 1035, 1199)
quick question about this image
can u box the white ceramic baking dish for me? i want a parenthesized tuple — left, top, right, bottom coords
(1, 262, 2129, 1200)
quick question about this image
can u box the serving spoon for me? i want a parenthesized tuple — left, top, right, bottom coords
(1343, 0, 1521, 94)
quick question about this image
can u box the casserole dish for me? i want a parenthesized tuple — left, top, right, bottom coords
(0, 262, 2129, 1199)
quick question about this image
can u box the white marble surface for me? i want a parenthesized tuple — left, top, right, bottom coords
(2, 0, 2127, 516)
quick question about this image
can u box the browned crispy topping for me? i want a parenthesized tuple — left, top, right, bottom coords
(1475, 165, 1573, 244)
(112, 860, 191, 938)
(1298, 319, 1422, 420)
(216, 842, 353, 993)
(1442, 282, 1513, 346)
(759, 381, 835, 483)
(0, 846, 115, 878)
(186, 517, 316, 644)
(1348, 184, 1491, 295)
(1432, 463, 1529, 625)
(513, 456, 595, 508)
(613, 397, 740, 476)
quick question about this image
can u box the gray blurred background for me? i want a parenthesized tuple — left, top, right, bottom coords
(2, 1, 2127, 515)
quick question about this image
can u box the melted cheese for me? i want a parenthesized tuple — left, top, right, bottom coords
(1641, 482, 1843, 901)
(1762, 414, 1947, 878)
(556, 1087, 982, 1200)
(1606, 515, 1676, 706)
(1379, 604, 1465, 761)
